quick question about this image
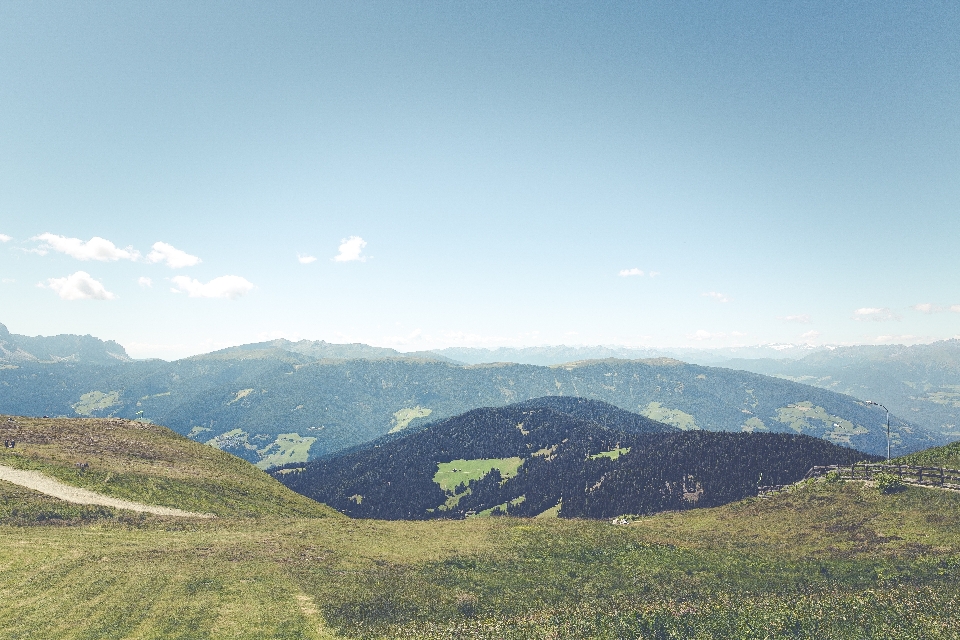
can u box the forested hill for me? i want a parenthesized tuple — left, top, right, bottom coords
(0, 341, 944, 463)
(510, 396, 678, 434)
(276, 399, 874, 520)
(720, 339, 960, 443)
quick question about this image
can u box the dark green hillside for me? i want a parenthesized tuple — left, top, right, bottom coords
(277, 400, 873, 520)
(513, 395, 678, 433)
(893, 440, 960, 469)
(0, 335, 941, 461)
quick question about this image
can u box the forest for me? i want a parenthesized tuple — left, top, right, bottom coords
(276, 397, 875, 519)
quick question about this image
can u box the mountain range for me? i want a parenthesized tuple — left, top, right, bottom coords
(721, 340, 960, 440)
(0, 323, 949, 464)
(0, 322, 131, 364)
(433, 344, 826, 366)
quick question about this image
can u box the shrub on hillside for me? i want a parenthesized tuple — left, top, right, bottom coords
(825, 470, 845, 484)
(875, 472, 903, 494)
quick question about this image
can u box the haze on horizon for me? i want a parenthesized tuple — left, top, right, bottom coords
(1, 2, 958, 360)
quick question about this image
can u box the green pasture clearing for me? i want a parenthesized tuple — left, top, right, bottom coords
(72, 390, 121, 416)
(741, 416, 768, 432)
(474, 495, 525, 518)
(434, 457, 523, 492)
(256, 432, 317, 469)
(588, 446, 630, 460)
(535, 500, 561, 518)
(230, 388, 255, 403)
(640, 401, 699, 430)
(389, 406, 433, 433)
(774, 402, 869, 446)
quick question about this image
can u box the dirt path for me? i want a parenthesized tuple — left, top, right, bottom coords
(0, 464, 215, 518)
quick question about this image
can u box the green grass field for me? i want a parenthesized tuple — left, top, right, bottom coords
(433, 457, 523, 492)
(1, 416, 959, 638)
(2, 480, 959, 638)
(588, 446, 631, 460)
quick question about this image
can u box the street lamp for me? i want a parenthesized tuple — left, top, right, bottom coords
(865, 401, 890, 462)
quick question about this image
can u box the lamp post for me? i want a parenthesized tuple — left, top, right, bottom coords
(865, 401, 890, 462)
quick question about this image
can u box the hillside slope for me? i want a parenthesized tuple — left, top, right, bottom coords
(2, 461, 959, 637)
(0, 341, 942, 461)
(277, 399, 874, 519)
(0, 415, 336, 519)
(724, 339, 960, 441)
(893, 440, 960, 469)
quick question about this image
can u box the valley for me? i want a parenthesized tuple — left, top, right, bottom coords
(0, 324, 948, 464)
(722, 340, 960, 442)
(2, 327, 959, 637)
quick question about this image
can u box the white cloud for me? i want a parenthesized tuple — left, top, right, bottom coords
(690, 329, 724, 340)
(34, 233, 139, 261)
(0, 234, 11, 242)
(171, 275, 254, 299)
(853, 307, 899, 322)
(910, 303, 951, 314)
(800, 330, 821, 342)
(40, 271, 116, 300)
(648, 271, 661, 278)
(138, 277, 153, 288)
(333, 236, 367, 262)
(298, 254, 317, 264)
(703, 292, 729, 303)
(781, 314, 812, 324)
(146, 242, 201, 268)
(619, 268, 644, 277)
(952, 305, 960, 314)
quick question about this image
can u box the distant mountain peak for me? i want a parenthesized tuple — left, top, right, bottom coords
(0, 323, 131, 365)
(190, 338, 457, 364)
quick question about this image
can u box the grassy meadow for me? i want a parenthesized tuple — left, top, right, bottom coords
(0, 416, 334, 518)
(1, 415, 959, 638)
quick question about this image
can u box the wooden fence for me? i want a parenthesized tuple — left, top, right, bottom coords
(804, 463, 960, 491)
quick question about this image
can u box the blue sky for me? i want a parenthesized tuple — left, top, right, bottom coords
(1, 1, 958, 358)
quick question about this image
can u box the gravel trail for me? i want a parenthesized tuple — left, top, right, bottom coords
(0, 464, 215, 518)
